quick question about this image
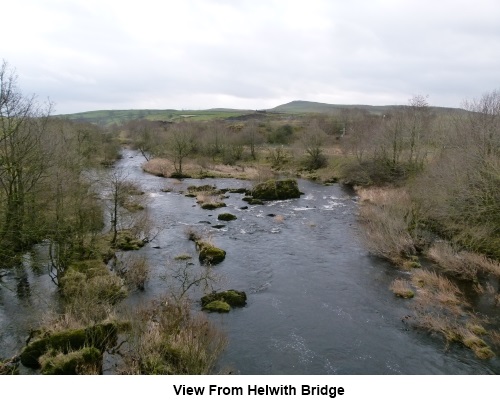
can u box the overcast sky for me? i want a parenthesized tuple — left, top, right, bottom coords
(2, 0, 499, 114)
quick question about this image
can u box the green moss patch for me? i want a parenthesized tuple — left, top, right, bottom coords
(251, 179, 301, 200)
(201, 290, 247, 308)
(203, 300, 231, 313)
(218, 213, 237, 221)
(201, 202, 226, 210)
(20, 323, 118, 369)
(197, 242, 226, 265)
(114, 230, 146, 250)
(41, 347, 102, 375)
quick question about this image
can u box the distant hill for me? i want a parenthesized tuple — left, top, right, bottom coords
(270, 100, 395, 114)
(56, 101, 463, 126)
(271, 100, 463, 115)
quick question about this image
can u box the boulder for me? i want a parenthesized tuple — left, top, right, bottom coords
(218, 213, 237, 221)
(251, 179, 301, 200)
(201, 290, 247, 308)
(203, 300, 231, 313)
(197, 242, 226, 265)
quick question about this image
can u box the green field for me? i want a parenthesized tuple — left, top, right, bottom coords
(56, 101, 462, 126)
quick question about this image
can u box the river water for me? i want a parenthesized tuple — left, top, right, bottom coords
(1, 151, 499, 374)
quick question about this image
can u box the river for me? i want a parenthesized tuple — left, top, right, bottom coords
(1, 150, 498, 374)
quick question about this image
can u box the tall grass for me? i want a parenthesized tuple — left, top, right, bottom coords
(357, 188, 417, 265)
(119, 299, 227, 374)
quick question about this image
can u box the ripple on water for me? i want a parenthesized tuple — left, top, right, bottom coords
(270, 332, 316, 365)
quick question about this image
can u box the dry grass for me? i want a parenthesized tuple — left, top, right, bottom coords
(428, 240, 500, 280)
(274, 215, 285, 223)
(142, 157, 260, 180)
(120, 256, 150, 291)
(411, 269, 462, 307)
(390, 279, 414, 298)
(357, 187, 417, 265)
(409, 268, 497, 359)
(119, 298, 227, 374)
(142, 158, 173, 177)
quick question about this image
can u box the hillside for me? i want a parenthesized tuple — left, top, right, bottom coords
(56, 101, 463, 126)
(57, 108, 252, 126)
(269, 100, 394, 114)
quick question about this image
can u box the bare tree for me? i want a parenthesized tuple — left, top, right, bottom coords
(0, 60, 52, 257)
(167, 123, 195, 176)
(301, 120, 328, 170)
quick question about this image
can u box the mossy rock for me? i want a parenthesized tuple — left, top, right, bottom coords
(115, 230, 146, 250)
(198, 243, 226, 265)
(204, 300, 231, 313)
(242, 196, 253, 202)
(20, 323, 118, 369)
(212, 224, 226, 229)
(218, 213, 237, 221)
(248, 199, 264, 205)
(41, 347, 103, 375)
(251, 179, 301, 200)
(201, 202, 226, 210)
(201, 289, 247, 308)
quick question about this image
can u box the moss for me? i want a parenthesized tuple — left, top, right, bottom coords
(201, 202, 226, 210)
(198, 243, 226, 265)
(248, 199, 264, 205)
(218, 213, 237, 221)
(201, 290, 247, 308)
(242, 196, 253, 202)
(41, 347, 102, 375)
(251, 179, 301, 200)
(184, 193, 197, 198)
(20, 322, 118, 369)
(204, 300, 231, 313)
(115, 230, 146, 250)
(61, 262, 127, 306)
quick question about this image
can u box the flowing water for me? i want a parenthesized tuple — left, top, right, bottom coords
(1, 151, 499, 374)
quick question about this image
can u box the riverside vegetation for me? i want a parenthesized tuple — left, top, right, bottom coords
(1, 58, 499, 373)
